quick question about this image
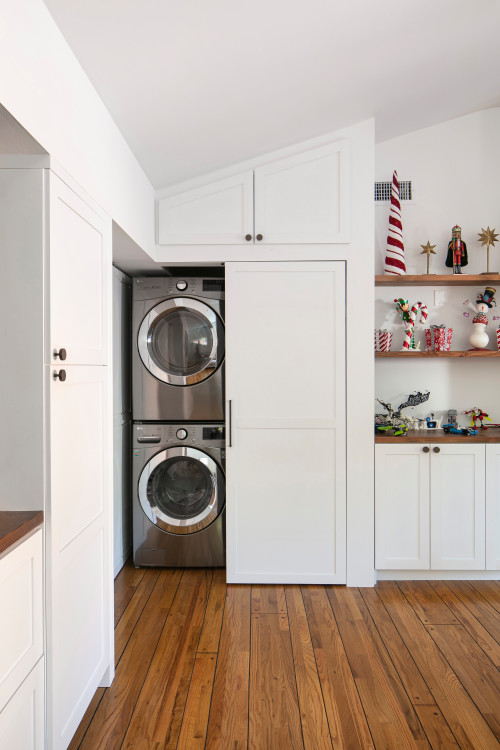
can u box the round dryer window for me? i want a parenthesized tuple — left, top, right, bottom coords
(138, 447, 225, 535)
(138, 298, 224, 386)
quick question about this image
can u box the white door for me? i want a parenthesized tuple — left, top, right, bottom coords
(430, 444, 486, 570)
(157, 171, 254, 244)
(375, 444, 430, 570)
(225, 261, 346, 583)
(253, 141, 349, 244)
(46, 365, 112, 750)
(0, 659, 44, 750)
(49, 172, 110, 365)
(486, 444, 500, 569)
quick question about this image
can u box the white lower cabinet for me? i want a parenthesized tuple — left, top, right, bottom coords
(0, 658, 44, 750)
(376, 443, 487, 571)
(486, 444, 500, 569)
(0, 530, 44, 750)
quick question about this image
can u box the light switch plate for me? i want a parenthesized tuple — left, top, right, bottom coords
(434, 290, 446, 305)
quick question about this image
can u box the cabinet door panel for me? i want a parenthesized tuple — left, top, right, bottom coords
(0, 531, 43, 713)
(486, 444, 500, 569)
(49, 172, 110, 365)
(226, 261, 345, 583)
(47, 365, 112, 749)
(430, 444, 485, 570)
(254, 141, 349, 244)
(0, 658, 44, 750)
(375, 445, 430, 570)
(158, 171, 253, 244)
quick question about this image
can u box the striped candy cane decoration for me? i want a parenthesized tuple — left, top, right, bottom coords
(402, 302, 428, 350)
(384, 171, 406, 275)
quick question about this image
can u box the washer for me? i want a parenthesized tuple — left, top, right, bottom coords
(133, 423, 226, 567)
(132, 275, 225, 421)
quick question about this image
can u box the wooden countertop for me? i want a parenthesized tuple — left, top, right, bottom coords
(0, 511, 43, 557)
(375, 428, 500, 444)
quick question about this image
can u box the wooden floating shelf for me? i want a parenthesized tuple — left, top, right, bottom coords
(375, 428, 500, 444)
(375, 350, 500, 358)
(375, 274, 500, 286)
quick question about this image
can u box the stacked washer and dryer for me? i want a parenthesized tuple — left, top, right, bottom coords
(132, 274, 226, 567)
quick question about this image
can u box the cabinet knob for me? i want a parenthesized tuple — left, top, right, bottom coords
(245, 234, 252, 242)
(433, 446, 441, 453)
(256, 234, 263, 241)
(53, 369, 66, 382)
(422, 446, 430, 453)
(53, 348, 67, 361)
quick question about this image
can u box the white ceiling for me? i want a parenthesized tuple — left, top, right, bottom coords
(43, 0, 500, 190)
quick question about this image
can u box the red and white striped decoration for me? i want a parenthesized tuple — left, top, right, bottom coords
(402, 302, 428, 350)
(384, 170, 406, 275)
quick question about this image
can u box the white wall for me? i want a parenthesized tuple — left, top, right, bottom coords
(375, 109, 500, 426)
(376, 109, 500, 276)
(0, 0, 155, 255)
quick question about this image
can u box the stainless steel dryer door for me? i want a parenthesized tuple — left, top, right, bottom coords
(138, 447, 225, 534)
(138, 298, 224, 386)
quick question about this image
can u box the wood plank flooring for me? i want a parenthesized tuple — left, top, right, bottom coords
(70, 566, 500, 749)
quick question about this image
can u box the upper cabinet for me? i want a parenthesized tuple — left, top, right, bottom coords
(157, 140, 349, 245)
(49, 172, 110, 366)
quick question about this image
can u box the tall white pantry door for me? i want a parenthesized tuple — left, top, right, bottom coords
(225, 261, 346, 583)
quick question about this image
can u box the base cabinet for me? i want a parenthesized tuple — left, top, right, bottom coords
(0, 658, 44, 750)
(376, 443, 486, 571)
(486, 444, 500, 569)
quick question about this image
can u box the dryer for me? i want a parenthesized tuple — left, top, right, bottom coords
(133, 423, 225, 567)
(132, 276, 225, 421)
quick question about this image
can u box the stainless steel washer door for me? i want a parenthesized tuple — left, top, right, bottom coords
(138, 298, 224, 386)
(138, 447, 225, 534)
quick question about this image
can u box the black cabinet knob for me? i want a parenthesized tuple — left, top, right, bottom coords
(245, 234, 252, 241)
(53, 369, 66, 382)
(422, 446, 430, 453)
(256, 234, 263, 241)
(54, 348, 67, 361)
(433, 446, 441, 453)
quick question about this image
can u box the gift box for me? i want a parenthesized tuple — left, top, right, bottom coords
(425, 325, 453, 351)
(374, 329, 393, 352)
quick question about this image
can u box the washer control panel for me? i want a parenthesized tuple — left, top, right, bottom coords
(134, 423, 225, 447)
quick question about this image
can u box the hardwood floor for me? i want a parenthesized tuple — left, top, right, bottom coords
(70, 564, 500, 749)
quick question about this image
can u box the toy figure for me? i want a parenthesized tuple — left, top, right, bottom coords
(445, 225, 468, 274)
(463, 287, 496, 349)
(374, 391, 430, 436)
(394, 298, 428, 350)
(464, 407, 491, 429)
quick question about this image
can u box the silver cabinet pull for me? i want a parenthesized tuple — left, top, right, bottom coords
(228, 400, 232, 447)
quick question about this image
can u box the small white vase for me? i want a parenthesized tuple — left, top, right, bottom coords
(469, 323, 489, 349)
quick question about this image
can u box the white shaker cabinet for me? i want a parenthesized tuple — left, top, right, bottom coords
(49, 172, 110, 365)
(225, 261, 346, 583)
(375, 443, 486, 571)
(158, 140, 349, 245)
(0, 658, 44, 750)
(0, 166, 113, 750)
(375, 444, 430, 570)
(486, 444, 500, 569)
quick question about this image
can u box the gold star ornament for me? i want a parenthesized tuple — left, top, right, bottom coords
(477, 227, 499, 273)
(420, 241, 437, 274)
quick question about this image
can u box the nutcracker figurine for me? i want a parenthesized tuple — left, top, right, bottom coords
(445, 225, 468, 274)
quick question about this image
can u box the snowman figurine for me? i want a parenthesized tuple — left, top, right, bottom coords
(463, 287, 496, 349)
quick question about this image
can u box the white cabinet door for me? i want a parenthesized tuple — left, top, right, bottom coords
(49, 172, 110, 365)
(486, 444, 500, 569)
(226, 261, 345, 583)
(158, 171, 254, 244)
(47, 365, 112, 750)
(254, 141, 349, 244)
(0, 658, 44, 750)
(430, 444, 486, 570)
(375, 444, 430, 570)
(0, 530, 43, 713)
